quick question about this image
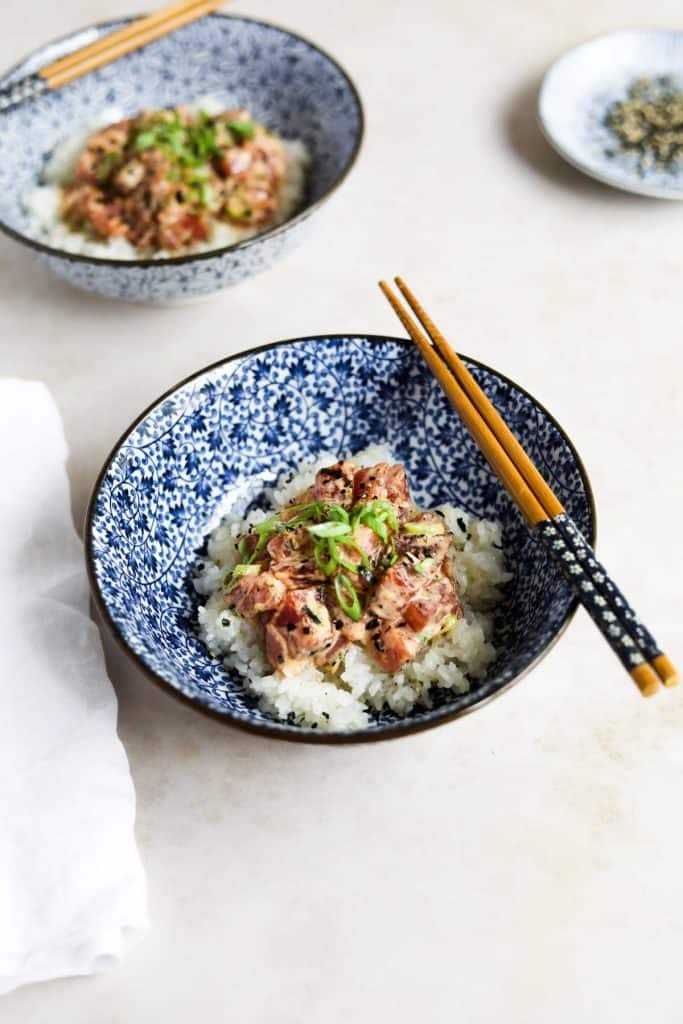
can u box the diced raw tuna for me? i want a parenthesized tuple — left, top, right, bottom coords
(403, 575, 462, 636)
(369, 623, 421, 673)
(267, 528, 324, 589)
(224, 570, 285, 617)
(352, 463, 413, 516)
(264, 588, 336, 675)
(314, 460, 355, 507)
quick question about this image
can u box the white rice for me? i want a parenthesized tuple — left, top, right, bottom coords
(194, 446, 512, 733)
(24, 95, 310, 259)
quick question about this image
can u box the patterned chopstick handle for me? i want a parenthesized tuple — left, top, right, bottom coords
(535, 513, 662, 673)
(0, 74, 49, 114)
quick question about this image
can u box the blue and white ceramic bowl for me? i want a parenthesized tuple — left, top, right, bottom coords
(539, 30, 683, 198)
(86, 335, 596, 743)
(0, 15, 363, 301)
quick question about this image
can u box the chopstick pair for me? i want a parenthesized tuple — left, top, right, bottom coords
(0, 0, 225, 114)
(379, 276, 678, 698)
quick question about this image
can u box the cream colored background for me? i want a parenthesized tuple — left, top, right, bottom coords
(1, 1, 682, 1020)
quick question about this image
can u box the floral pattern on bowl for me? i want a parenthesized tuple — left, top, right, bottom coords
(86, 335, 596, 743)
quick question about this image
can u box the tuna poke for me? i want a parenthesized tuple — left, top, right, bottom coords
(194, 447, 511, 732)
(26, 100, 310, 259)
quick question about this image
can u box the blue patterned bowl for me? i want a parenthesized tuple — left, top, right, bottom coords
(0, 15, 363, 301)
(86, 336, 596, 742)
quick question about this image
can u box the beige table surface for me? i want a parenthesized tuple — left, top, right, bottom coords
(1, 0, 682, 1020)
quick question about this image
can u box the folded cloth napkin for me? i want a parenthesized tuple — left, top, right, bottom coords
(0, 380, 147, 996)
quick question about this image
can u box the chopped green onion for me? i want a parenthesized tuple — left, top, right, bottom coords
(252, 533, 271, 559)
(351, 500, 399, 537)
(253, 515, 281, 535)
(414, 557, 435, 575)
(404, 521, 445, 536)
(228, 119, 256, 141)
(337, 553, 362, 574)
(384, 509, 399, 532)
(326, 503, 350, 524)
(237, 537, 250, 561)
(343, 538, 371, 570)
(307, 522, 352, 539)
(362, 513, 388, 543)
(284, 501, 324, 526)
(441, 614, 460, 635)
(198, 182, 213, 208)
(313, 539, 337, 577)
(334, 573, 362, 621)
(232, 563, 260, 577)
(95, 151, 122, 183)
(134, 130, 156, 151)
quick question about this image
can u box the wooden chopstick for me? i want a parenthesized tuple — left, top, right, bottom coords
(0, 0, 225, 112)
(392, 277, 679, 692)
(393, 277, 565, 522)
(379, 278, 679, 698)
(45, 0, 224, 90)
(41, 0, 216, 78)
(379, 282, 550, 526)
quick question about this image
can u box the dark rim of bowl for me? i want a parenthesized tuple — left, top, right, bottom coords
(84, 335, 597, 745)
(0, 13, 365, 268)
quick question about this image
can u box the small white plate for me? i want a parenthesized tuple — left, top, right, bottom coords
(539, 29, 683, 199)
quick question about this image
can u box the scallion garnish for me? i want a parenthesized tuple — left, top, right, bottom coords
(334, 573, 362, 621)
(413, 557, 435, 575)
(307, 521, 352, 539)
(404, 520, 445, 536)
(233, 495, 405, 620)
(362, 513, 388, 542)
(313, 539, 337, 577)
(325, 503, 350, 524)
(232, 563, 260, 577)
(228, 119, 256, 141)
(253, 514, 281, 535)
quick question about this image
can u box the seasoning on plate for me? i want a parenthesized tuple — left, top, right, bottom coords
(607, 77, 683, 169)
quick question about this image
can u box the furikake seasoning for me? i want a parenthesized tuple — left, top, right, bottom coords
(606, 77, 683, 170)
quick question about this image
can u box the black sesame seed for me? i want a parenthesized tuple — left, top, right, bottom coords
(334, 619, 343, 630)
(302, 626, 311, 635)
(286, 624, 295, 632)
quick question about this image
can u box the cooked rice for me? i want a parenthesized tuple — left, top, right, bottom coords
(194, 446, 511, 733)
(24, 96, 310, 260)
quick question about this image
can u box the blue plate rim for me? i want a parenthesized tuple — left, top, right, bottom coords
(0, 12, 365, 267)
(84, 334, 598, 744)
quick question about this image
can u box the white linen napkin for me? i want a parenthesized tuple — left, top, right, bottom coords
(0, 380, 147, 996)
